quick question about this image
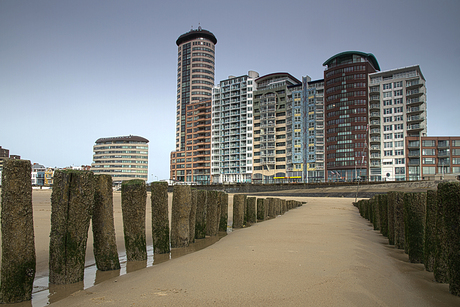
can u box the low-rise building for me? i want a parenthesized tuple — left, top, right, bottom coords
(405, 136, 460, 180)
(92, 135, 149, 185)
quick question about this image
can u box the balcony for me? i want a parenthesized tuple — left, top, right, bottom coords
(370, 104, 380, 110)
(370, 112, 380, 118)
(406, 97, 424, 106)
(370, 120, 380, 126)
(406, 88, 424, 97)
(407, 123, 426, 131)
(370, 154, 381, 159)
(370, 145, 381, 151)
(406, 78, 423, 89)
(407, 115, 424, 123)
(438, 150, 450, 158)
(370, 128, 380, 135)
(406, 106, 425, 115)
(370, 162, 381, 167)
(438, 141, 450, 149)
(370, 137, 381, 143)
(370, 95, 380, 101)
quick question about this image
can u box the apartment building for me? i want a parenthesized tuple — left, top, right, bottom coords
(211, 71, 259, 183)
(174, 27, 217, 152)
(252, 73, 301, 183)
(323, 51, 380, 182)
(303, 79, 325, 182)
(405, 136, 460, 181)
(368, 65, 427, 181)
(91, 135, 149, 184)
(170, 99, 212, 184)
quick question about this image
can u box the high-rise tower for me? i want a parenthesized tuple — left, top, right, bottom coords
(175, 27, 217, 152)
(323, 51, 380, 182)
(170, 27, 217, 184)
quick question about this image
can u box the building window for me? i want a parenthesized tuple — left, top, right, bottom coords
(423, 166, 436, 175)
(395, 158, 405, 164)
(394, 81, 403, 88)
(383, 83, 392, 90)
(422, 148, 436, 155)
(383, 100, 392, 106)
(384, 133, 393, 140)
(384, 150, 393, 156)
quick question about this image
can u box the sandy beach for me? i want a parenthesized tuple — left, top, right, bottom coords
(1, 190, 460, 306)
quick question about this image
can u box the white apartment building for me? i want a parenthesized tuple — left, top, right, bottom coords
(92, 135, 149, 184)
(368, 65, 427, 181)
(211, 71, 259, 183)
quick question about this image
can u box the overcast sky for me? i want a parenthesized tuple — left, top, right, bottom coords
(1, 0, 459, 181)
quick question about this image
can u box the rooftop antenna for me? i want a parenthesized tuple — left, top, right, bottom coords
(198, 23, 201, 30)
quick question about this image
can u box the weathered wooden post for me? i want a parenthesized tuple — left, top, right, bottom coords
(268, 198, 276, 218)
(424, 190, 437, 272)
(378, 194, 388, 238)
(391, 191, 405, 250)
(195, 190, 207, 239)
(151, 181, 170, 254)
(403, 192, 426, 263)
(121, 179, 147, 261)
(372, 196, 380, 230)
(281, 199, 287, 214)
(49, 170, 94, 284)
(434, 184, 449, 283)
(171, 185, 192, 247)
(190, 189, 197, 243)
(233, 194, 246, 228)
(247, 197, 257, 224)
(1, 159, 35, 303)
(219, 191, 228, 231)
(257, 198, 267, 221)
(439, 182, 460, 295)
(387, 192, 396, 245)
(206, 190, 219, 236)
(93, 175, 120, 271)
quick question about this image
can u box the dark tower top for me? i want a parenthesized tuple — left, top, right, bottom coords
(176, 28, 217, 46)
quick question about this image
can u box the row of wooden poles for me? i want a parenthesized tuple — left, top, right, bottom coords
(354, 181, 460, 297)
(0, 159, 303, 303)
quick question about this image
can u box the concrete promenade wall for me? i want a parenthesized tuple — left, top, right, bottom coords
(166, 181, 441, 197)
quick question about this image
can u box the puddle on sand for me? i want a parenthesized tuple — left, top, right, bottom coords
(6, 232, 227, 307)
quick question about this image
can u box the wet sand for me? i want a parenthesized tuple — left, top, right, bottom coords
(2, 190, 460, 306)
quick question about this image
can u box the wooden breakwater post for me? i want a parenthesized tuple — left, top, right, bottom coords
(1, 159, 36, 303)
(190, 189, 197, 243)
(233, 194, 247, 228)
(121, 180, 147, 261)
(438, 182, 460, 296)
(219, 191, 228, 231)
(268, 198, 276, 218)
(387, 192, 396, 245)
(195, 190, 207, 239)
(246, 197, 257, 224)
(390, 191, 405, 250)
(434, 184, 449, 283)
(49, 170, 94, 284)
(171, 185, 192, 247)
(424, 190, 437, 272)
(403, 192, 426, 263)
(93, 175, 120, 271)
(151, 182, 170, 254)
(206, 190, 220, 236)
(257, 198, 267, 221)
(378, 194, 388, 238)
